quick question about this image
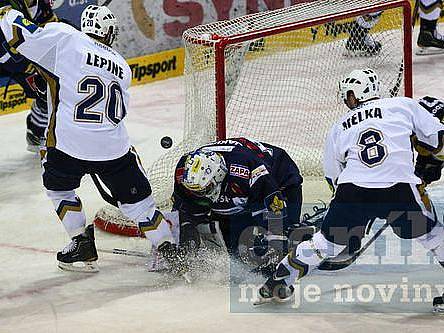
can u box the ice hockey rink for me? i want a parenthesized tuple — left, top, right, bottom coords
(2, 47, 444, 332)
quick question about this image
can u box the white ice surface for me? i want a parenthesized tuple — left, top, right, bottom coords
(3, 47, 444, 331)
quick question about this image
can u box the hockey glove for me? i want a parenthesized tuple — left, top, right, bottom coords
(418, 96, 444, 123)
(415, 154, 444, 184)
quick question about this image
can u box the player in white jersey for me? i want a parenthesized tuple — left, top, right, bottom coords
(346, 1, 444, 56)
(416, 0, 444, 55)
(345, 11, 382, 56)
(255, 68, 444, 309)
(0, 3, 180, 273)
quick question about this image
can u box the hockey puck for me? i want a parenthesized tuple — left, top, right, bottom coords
(160, 136, 173, 149)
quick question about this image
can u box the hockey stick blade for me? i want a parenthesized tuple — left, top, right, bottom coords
(318, 220, 390, 270)
(99, 247, 193, 283)
(99, 247, 150, 258)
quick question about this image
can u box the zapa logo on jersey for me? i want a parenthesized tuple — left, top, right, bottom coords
(13, 16, 38, 33)
(229, 164, 250, 179)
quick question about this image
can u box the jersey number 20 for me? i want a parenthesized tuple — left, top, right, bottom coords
(357, 128, 387, 167)
(74, 76, 126, 125)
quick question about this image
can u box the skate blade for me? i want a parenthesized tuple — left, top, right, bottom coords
(253, 297, 273, 306)
(253, 294, 294, 306)
(58, 261, 99, 273)
(416, 47, 444, 56)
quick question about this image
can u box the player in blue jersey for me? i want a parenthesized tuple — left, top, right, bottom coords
(0, 0, 58, 151)
(170, 137, 306, 270)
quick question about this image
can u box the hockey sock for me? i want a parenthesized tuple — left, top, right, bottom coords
(419, 0, 442, 21)
(278, 231, 346, 286)
(415, 222, 444, 265)
(119, 195, 174, 247)
(47, 190, 86, 238)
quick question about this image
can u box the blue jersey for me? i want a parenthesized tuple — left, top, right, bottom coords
(173, 138, 302, 219)
(0, 4, 58, 98)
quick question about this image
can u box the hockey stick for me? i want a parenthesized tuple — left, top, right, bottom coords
(317, 220, 390, 270)
(100, 0, 114, 6)
(412, 0, 420, 28)
(98, 247, 149, 258)
(389, 61, 404, 97)
(90, 174, 118, 207)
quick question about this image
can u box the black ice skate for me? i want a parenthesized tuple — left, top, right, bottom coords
(254, 264, 294, 306)
(57, 225, 99, 273)
(433, 294, 444, 313)
(417, 18, 444, 56)
(345, 23, 382, 57)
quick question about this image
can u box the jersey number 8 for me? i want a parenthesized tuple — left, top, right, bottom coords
(357, 128, 387, 167)
(74, 76, 126, 126)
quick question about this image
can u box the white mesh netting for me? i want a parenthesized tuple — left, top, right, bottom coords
(145, 0, 411, 210)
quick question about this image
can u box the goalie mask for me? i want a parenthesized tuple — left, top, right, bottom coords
(339, 68, 380, 107)
(182, 150, 228, 203)
(81, 5, 118, 46)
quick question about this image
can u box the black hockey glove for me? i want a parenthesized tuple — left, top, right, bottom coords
(415, 154, 444, 184)
(418, 96, 444, 123)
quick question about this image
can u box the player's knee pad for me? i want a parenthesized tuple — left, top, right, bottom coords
(119, 195, 156, 222)
(278, 231, 346, 284)
(292, 231, 346, 266)
(282, 231, 346, 282)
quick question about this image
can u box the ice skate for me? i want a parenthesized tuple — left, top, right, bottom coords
(57, 225, 99, 273)
(253, 264, 294, 306)
(416, 18, 444, 56)
(433, 294, 444, 313)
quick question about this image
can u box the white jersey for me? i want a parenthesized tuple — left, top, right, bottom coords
(324, 96, 444, 188)
(0, 8, 131, 161)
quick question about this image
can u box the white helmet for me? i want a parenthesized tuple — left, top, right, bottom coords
(339, 68, 380, 105)
(81, 5, 118, 46)
(182, 150, 228, 202)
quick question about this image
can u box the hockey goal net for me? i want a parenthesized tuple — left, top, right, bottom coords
(95, 0, 412, 235)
